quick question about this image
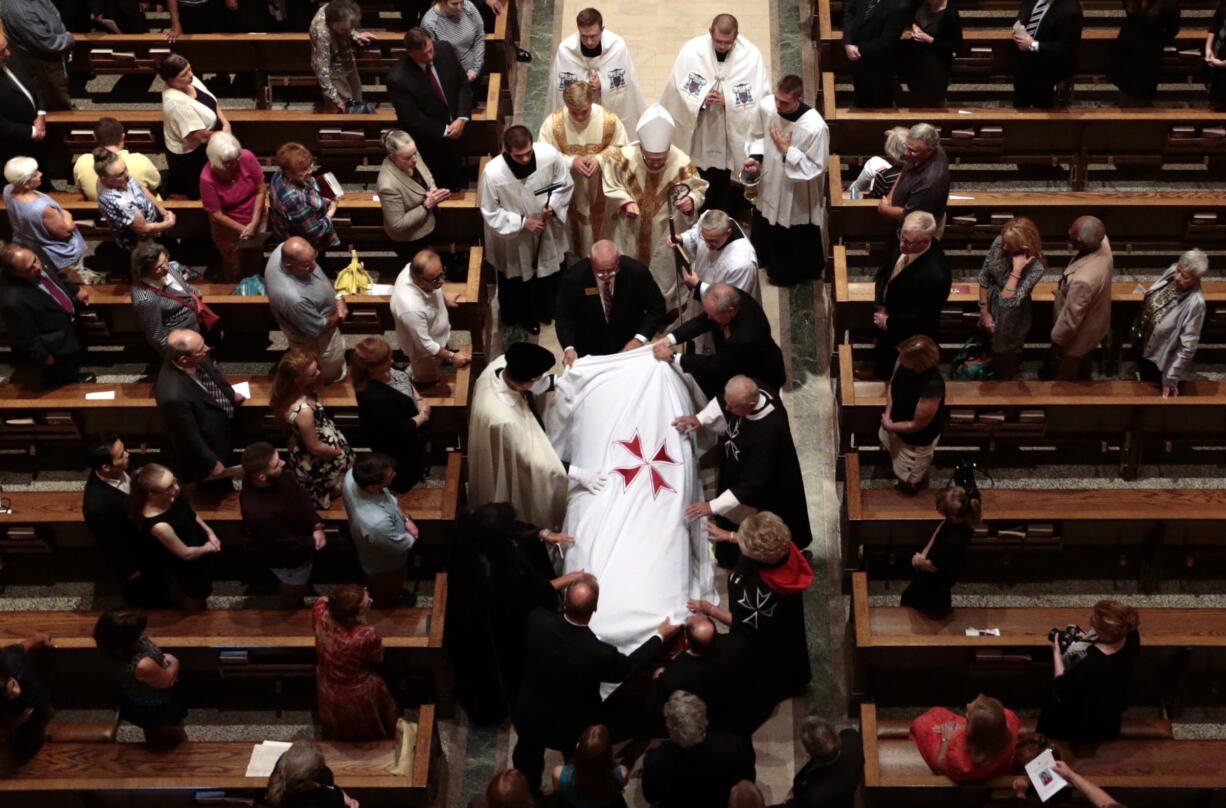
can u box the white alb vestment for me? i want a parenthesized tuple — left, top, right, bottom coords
(659, 35, 769, 173)
(537, 103, 629, 258)
(548, 29, 646, 132)
(677, 219, 761, 303)
(545, 346, 717, 657)
(479, 144, 575, 280)
(747, 94, 830, 227)
(390, 267, 451, 380)
(467, 356, 568, 530)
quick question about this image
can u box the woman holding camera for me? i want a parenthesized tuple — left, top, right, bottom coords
(1036, 600, 1141, 745)
(900, 485, 981, 617)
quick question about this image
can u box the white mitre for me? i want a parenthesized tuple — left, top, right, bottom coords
(636, 104, 675, 152)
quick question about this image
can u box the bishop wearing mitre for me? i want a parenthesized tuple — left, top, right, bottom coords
(659, 13, 769, 214)
(547, 6, 645, 132)
(538, 81, 628, 258)
(602, 104, 708, 316)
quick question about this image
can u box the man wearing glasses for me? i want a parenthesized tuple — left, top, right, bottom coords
(391, 248, 471, 386)
(876, 122, 950, 239)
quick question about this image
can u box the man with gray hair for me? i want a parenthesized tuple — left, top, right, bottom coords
(265, 236, 349, 383)
(785, 716, 863, 807)
(1047, 216, 1114, 380)
(674, 208, 761, 307)
(642, 690, 756, 807)
(867, 210, 950, 379)
(391, 249, 470, 385)
(878, 123, 949, 233)
(1136, 248, 1208, 398)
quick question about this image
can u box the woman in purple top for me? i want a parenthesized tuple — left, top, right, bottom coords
(200, 132, 267, 281)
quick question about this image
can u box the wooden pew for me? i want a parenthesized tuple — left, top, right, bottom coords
(834, 344, 1226, 477)
(826, 156, 1226, 249)
(0, 707, 438, 805)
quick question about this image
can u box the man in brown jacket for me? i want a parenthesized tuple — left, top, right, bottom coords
(1048, 216, 1113, 380)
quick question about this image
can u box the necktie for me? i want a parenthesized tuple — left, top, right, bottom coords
(601, 279, 614, 322)
(195, 365, 234, 417)
(1025, 0, 1050, 36)
(888, 253, 912, 284)
(426, 63, 448, 107)
(39, 273, 75, 315)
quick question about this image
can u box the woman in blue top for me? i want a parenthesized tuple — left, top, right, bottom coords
(551, 724, 628, 808)
(3, 156, 86, 279)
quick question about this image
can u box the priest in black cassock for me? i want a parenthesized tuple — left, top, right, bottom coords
(673, 374, 811, 568)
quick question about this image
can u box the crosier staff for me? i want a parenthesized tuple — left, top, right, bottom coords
(666, 182, 695, 318)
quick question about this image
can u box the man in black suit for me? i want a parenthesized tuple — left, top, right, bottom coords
(650, 614, 755, 734)
(155, 328, 245, 487)
(511, 575, 678, 794)
(0, 244, 93, 387)
(652, 283, 786, 397)
(841, 0, 911, 108)
(82, 433, 150, 605)
(387, 27, 475, 191)
(1012, 0, 1084, 109)
(0, 32, 48, 184)
(783, 717, 863, 808)
(555, 240, 665, 367)
(869, 210, 950, 379)
(641, 690, 756, 808)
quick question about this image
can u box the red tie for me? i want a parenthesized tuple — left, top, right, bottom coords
(39, 272, 74, 315)
(426, 63, 448, 107)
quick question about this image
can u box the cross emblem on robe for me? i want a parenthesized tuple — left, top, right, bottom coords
(612, 429, 681, 498)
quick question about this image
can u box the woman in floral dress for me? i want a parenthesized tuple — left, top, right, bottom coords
(312, 583, 398, 740)
(270, 349, 355, 509)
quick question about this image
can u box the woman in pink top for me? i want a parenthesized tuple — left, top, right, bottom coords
(199, 132, 266, 281)
(910, 694, 1020, 782)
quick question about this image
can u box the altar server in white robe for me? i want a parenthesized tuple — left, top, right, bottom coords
(603, 104, 708, 318)
(675, 208, 761, 304)
(481, 125, 575, 335)
(468, 343, 607, 530)
(547, 7, 645, 133)
(660, 14, 769, 215)
(744, 74, 830, 285)
(538, 81, 628, 259)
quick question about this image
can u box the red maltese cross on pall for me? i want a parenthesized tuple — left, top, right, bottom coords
(612, 429, 681, 498)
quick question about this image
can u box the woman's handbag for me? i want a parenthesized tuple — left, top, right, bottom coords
(140, 283, 221, 334)
(950, 335, 995, 381)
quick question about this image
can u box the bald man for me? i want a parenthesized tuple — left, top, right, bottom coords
(650, 613, 754, 733)
(554, 239, 665, 366)
(265, 237, 349, 383)
(1048, 216, 1113, 380)
(155, 328, 245, 485)
(513, 574, 679, 794)
(0, 244, 93, 387)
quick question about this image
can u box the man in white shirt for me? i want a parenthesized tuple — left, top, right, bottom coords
(390, 249, 472, 384)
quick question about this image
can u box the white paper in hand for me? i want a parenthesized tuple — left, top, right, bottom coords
(245, 740, 294, 777)
(232, 381, 252, 399)
(1024, 749, 1068, 802)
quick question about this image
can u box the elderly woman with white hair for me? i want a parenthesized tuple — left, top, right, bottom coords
(3, 156, 87, 281)
(377, 129, 449, 262)
(199, 131, 266, 281)
(848, 126, 908, 199)
(1134, 248, 1209, 398)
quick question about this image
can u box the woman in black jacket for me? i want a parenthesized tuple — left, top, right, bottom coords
(349, 336, 429, 493)
(1111, 0, 1180, 105)
(903, 0, 964, 107)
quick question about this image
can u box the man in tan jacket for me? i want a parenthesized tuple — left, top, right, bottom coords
(1048, 216, 1113, 380)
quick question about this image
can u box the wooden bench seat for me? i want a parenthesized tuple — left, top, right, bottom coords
(0, 708, 437, 803)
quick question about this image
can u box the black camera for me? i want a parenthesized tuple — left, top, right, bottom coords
(1048, 625, 1084, 655)
(952, 457, 981, 501)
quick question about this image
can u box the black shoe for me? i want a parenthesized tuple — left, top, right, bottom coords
(76, 372, 97, 383)
(516, 48, 532, 62)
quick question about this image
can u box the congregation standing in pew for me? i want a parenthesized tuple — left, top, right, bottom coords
(0, 243, 95, 387)
(94, 147, 178, 254)
(310, 0, 376, 113)
(83, 434, 147, 605)
(239, 442, 328, 609)
(1012, 0, 1084, 109)
(1110, 0, 1180, 106)
(1135, 248, 1208, 398)
(901, 0, 963, 108)
(0, 631, 54, 776)
(264, 739, 362, 808)
(0, 32, 49, 192)
(673, 209, 760, 311)
(910, 694, 1020, 782)
(673, 375, 811, 568)
(132, 461, 222, 609)
(390, 249, 471, 385)
(847, 126, 906, 200)
(547, 7, 645, 134)
(266, 237, 350, 383)
(876, 123, 949, 236)
(269, 348, 356, 509)
(312, 583, 400, 740)
(641, 690, 757, 808)
(537, 80, 628, 258)
(422, 0, 488, 83)
(92, 610, 186, 748)
(3, 157, 86, 282)
(869, 211, 950, 380)
(269, 144, 342, 264)
(129, 241, 209, 355)
(479, 125, 574, 336)
(158, 53, 230, 201)
(879, 335, 947, 493)
(156, 329, 243, 487)
(554, 239, 665, 367)
(350, 336, 432, 490)
(200, 132, 268, 281)
(841, 0, 910, 108)
(378, 130, 450, 263)
(388, 27, 475, 192)
(659, 14, 769, 215)
(977, 217, 1046, 380)
(342, 452, 420, 608)
(900, 485, 982, 616)
(602, 104, 707, 313)
(1047, 216, 1113, 380)
(743, 74, 829, 286)
(0, 0, 73, 111)
(73, 118, 162, 203)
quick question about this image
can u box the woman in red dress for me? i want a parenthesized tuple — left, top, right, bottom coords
(312, 583, 398, 740)
(910, 694, 1019, 782)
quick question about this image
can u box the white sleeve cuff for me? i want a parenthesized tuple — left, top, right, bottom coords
(710, 489, 741, 516)
(667, 333, 678, 345)
(633, 334, 647, 344)
(564, 345, 575, 353)
(696, 396, 726, 430)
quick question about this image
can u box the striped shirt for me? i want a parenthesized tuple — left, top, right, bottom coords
(421, 1, 486, 75)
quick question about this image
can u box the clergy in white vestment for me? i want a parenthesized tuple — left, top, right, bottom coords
(480, 125, 575, 334)
(537, 81, 629, 258)
(659, 14, 769, 214)
(744, 74, 830, 285)
(675, 209, 761, 304)
(602, 104, 708, 318)
(547, 7, 645, 132)
(467, 343, 607, 530)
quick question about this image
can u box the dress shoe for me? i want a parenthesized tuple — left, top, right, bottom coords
(516, 48, 532, 62)
(76, 372, 97, 383)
